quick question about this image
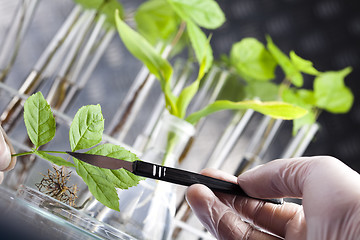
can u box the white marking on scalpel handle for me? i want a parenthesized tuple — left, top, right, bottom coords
(152, 165, 167, 178)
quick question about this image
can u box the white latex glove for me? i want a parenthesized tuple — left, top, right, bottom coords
(0, 125, 16, 184)
(186, 156, 360, 240)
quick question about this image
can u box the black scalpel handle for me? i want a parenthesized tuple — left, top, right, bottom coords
(132, 161, 283, 205)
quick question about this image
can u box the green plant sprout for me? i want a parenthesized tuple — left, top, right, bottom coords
(13, 92, 142, 211)
(114, 12, 306, 126)
(13, 90, 304, 211)
(135, 0, 225, 49)
(107, 0, 226, 136)
(211, 36, 353, 174)
(114, 9, 307, 173)
(225, 36, 354, 135)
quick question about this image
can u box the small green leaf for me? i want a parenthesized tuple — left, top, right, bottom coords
(314, 67, 354, 113)
(176, 75, 201, 119)
(76, 161, 120, 211)
(245, 81, 279, 101)
(73, 143, 143, 211)
(290, 51, 320, 76)
(24, 92, 56, 148)
(101, 0, 124, 27)
(317, 85, 353, 113)
(167, 0, 225, 29)
(186, 100, 307, 124)
(266, 36, 303, 87)
(69, 105, 104, 151)
(175, 23, 212, 119)
(230, 38, 277, 81)
(74, 0, 103, 9)
(297, 89, 317, 106)
(176, 82, 197, 118)
(135, 0, 180, 44)
(35, 151, 75, 168)
(281, 88, 308, 108)
(186, 21, 213, 75)
(281, 88, 316, 134)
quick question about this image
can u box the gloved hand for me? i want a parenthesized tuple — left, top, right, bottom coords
(186, 156, 360, 240)
(0, 126, 16, 184)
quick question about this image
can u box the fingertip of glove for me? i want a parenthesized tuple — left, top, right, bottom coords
(186, 184, 216, 210)
(0, 172, 3, 184)
(0, 126, 16, 171)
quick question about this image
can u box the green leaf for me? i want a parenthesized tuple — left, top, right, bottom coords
(186, 21, 213, 75)
(167, 0, 225, 29)
(230, 38, 277, 81)
(281, 88, 316, 134)
(35, 151, 75, 168)
(101, 0, 124, 27)
(176, 75, 202, 119)
(69, 105, 104, 151)
(86, 144, 143, 189)
(245, 81, 279, 101)
(72, 143, 142, 211)
(75, 161, 120, 210)
(290, 51, 320, 76)
(314, 67, 354, 113)
(281, 88, 308, 108)
(115, 13, 178, 114)
(74, 0, 103, 9)
(175, 23, 213, 119)
(297, 89, 317, 106)
(176, 81, 199, 118)
(186, 100, 308, 124)
(135, 0, 180, 44)
(266, 36, 303, 87)
(24, 92, 56, 148)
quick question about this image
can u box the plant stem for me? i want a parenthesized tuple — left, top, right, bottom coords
(12, 150, 67, 157)
(12, 151, 33, 157)
(314, 108, 322, 120)
(278, 77, 291, 99)
(161, 132, 178, 166)
(170, 21, 186, 48)
(37, 150, 67, 154)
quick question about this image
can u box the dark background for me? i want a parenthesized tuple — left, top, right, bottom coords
(211, 0, 360, 172)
